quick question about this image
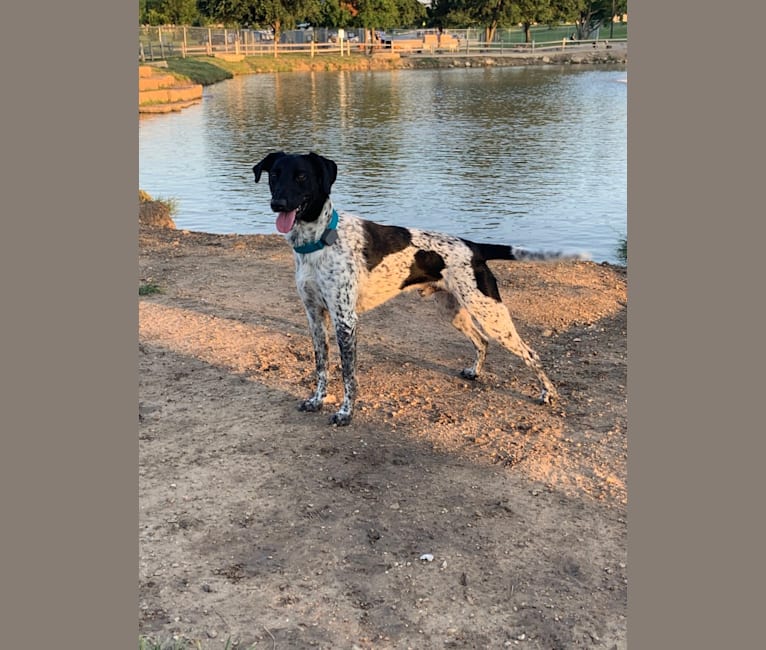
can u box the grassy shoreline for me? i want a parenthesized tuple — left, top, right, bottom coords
(157, 43, 626, 85)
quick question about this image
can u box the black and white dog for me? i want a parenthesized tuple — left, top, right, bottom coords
(253, 151, 575, 426)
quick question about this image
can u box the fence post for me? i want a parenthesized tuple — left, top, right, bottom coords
(224, 28, 228, 53)
(562, 38, 566, 51)
(140, 41, 145, 62)
(182, 26, 187, 58)
(158, 26, 164, 59)
(207, 28, 212, 55)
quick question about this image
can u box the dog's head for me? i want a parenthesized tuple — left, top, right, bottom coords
(253, 151, 338, 233)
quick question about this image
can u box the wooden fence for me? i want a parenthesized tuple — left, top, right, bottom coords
(139, 25, 626, 61)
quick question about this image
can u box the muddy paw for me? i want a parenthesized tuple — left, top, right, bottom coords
(329, 411, 352, 426)
(299, 398, 323, 412)
(459, 368, 478, 380)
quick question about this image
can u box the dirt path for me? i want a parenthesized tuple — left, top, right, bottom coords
(139, 224, 627, 649)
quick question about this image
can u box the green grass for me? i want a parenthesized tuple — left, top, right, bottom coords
(139, 190, 177, 214)
(496, 22, 627, 44)
(164, 57, 234, 85)
(616, 236, 627, 263)
(155, 196, 178, 215)
(139, 282, 162, 296)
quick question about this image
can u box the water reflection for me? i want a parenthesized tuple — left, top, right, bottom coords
(139, 65, 626, 262)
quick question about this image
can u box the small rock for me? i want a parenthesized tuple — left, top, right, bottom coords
(420, 553, 434, 562)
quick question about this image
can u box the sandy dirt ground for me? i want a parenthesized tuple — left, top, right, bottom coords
(139, 222, 627, 649)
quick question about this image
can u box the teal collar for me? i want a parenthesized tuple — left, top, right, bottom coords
(293, 209, 339, 254)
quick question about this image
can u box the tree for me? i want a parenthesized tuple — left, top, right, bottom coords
(139, 0, 199, 25)
(396, 0, 428, 28)
(317, 0, 357, 28)
(204, 0, 322, 51)
(197, 0, 256, 26)
(553, 0, 625, 40)
(513, 0, 557, 43)
(429, 0, 514, 42)
(429, 0, 627, 43)
(429, 0, 480, 30)
(354, 0, 402, 31)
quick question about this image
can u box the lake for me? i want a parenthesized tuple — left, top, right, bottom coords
(139, 64, 627, 263)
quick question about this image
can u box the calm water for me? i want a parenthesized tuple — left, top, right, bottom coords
(139, 65, 627, 263)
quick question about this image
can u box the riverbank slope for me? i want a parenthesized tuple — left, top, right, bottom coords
(151, 41, 626, 85)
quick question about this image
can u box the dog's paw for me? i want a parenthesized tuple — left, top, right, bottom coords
(459, 368, 479, 381)
(539, 388, 559, 406)
(329, 411, 352, 426)
(299, 398, 323, 412)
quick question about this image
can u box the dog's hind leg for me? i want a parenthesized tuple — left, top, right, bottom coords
(432, 291, 488, 380)
(299, 303, 330, 413)
(463, 294, 559, 405)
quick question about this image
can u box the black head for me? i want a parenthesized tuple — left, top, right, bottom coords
(252, 152, 337, 230)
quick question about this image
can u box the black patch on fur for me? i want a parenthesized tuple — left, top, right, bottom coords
(470, 257, 502, 301)
(460, 238, 516, 261)
(401, 250, 446, 289)
(361, 221, 412, 271)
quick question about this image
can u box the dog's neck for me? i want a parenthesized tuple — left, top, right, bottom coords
(287, 198, 334, 249)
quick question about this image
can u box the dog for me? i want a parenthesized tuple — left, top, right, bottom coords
(253, 151, 576, 426)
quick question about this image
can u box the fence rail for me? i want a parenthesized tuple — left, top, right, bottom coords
(139, 25, 626, 62)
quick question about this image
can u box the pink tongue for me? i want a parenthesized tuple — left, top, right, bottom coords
(276, 210, 297, 233)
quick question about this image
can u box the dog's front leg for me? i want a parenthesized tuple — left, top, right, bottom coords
(299, 301, 330, 413)
(329, 312, 358, 426)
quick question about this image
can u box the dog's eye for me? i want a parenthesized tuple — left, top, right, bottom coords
(296, 173, 307, 183)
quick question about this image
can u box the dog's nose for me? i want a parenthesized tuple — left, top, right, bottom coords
(270, 198, 288, 212)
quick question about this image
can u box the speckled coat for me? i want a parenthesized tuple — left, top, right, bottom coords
(254, 151, 568, 426)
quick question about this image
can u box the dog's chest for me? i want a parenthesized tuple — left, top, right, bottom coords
(293, 247, 357, 305)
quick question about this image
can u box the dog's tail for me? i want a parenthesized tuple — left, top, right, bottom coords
(466, 240, 589, 262)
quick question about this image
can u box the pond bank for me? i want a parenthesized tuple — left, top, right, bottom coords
(151, 42, 626, 87)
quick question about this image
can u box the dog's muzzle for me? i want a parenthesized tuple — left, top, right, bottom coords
(270, 198, 290, 212)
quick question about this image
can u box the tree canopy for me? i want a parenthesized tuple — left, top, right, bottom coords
(140, 0, 627, 39)
(429, 0, 626, 41)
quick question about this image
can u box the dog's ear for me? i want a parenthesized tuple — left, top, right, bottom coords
(308, 152, 337, 195)
(253, 151, 286, 183)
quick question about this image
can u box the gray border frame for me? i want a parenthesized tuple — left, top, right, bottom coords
(3, 0, 763, 647)
(629, 1, 763, 647)
(1, 3, 137, 647)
